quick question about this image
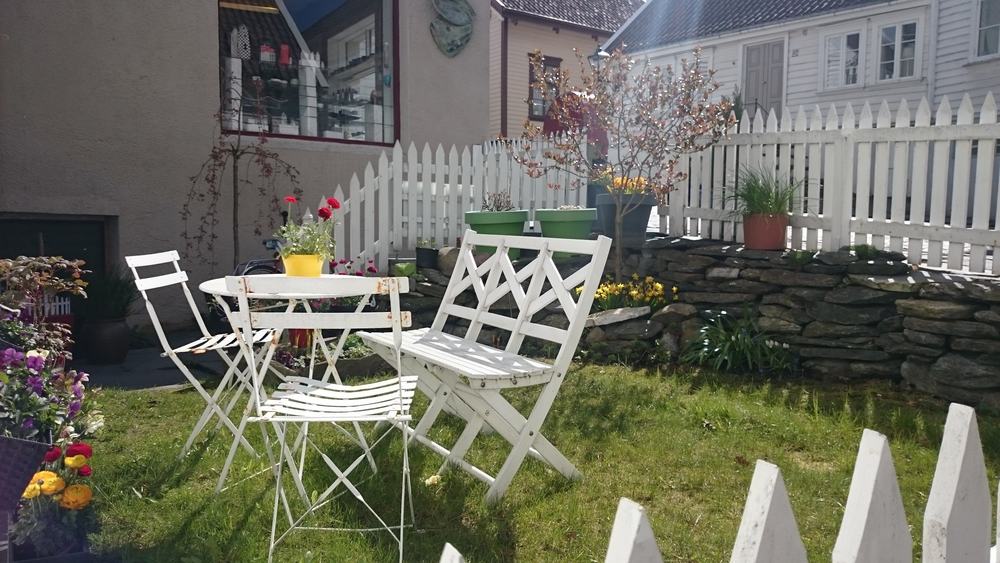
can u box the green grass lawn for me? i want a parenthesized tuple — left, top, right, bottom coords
(85, 365, 1000, 562)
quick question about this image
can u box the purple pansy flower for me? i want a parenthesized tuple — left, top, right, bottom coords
(25, 354, 45, 373)
(26, 374, 45, 395)
(68, 400, 81, 419)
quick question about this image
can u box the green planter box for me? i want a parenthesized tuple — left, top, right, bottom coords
(464, 210, 528, 257)
(535, 208, 597, 257)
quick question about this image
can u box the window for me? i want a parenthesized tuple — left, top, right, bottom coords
(528, 56, 560, 120)
(823, 32, 861, 89)
(978, 0, 1000, 57)
(877, 22, 917, 80)
(218, 0, 397, 144)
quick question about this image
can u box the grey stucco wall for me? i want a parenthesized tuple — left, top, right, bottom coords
(0, 0, 489, 325)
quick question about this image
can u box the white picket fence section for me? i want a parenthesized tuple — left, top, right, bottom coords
(323, 138, 586, 272)
(660, 93, 1000, 274)
(439, 402, 998, 562)
(326, 93, 999, 276)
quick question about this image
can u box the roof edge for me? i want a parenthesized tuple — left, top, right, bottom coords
(491, 0, 621, 34)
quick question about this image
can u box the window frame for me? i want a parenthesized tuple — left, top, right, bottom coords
(873, 19, 922, 84)
(527, 55, 562, 121)
(217, 0, 400, 147)
(971, 0, 1000, 61)
(817, 28, 865, 92)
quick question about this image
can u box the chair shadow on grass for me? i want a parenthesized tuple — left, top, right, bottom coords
(224, 420, 522, 562)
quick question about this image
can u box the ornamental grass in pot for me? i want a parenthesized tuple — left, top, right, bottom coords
(725, 168, 800, 251)
(76, 269, 138, 365)
(276, 195, 340, 277)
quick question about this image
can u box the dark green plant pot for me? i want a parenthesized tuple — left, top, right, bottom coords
(596, 193, 656, 248)
(81, 318, 130, 365)
(535, 208, 597, 257)
(0, 436, 49, 513)
(464, 210, 528, 258)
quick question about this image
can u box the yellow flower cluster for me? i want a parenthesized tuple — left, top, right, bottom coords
(580, 274, 667, 311)
(609, 176, 649, 194)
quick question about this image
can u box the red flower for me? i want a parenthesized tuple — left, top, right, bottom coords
(354, 270, 364, 276)
(326, 197, 341, 209)
(317, 206, 332, 220)
(283, 195, 298, 204)
(65, 443, 92, 459)
(77, 465, 92, 477)
(43, 446, 62, 463)
(366, 266, 378, 273)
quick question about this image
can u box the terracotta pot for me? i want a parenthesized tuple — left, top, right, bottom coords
(742, 213, 789, 250)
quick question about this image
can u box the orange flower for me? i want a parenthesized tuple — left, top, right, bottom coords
(59, 484, 93, 510)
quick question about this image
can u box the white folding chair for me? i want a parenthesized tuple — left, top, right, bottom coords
(225, 275, 417, 563)
(361, 230, 611, 502)
(125, 250, 272, 458)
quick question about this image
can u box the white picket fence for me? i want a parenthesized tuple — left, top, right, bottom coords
(324, 138, 586, 271)
(660, 92, 1000, 274)
(328, 93, 999, 276)
(440, 402, 999, 562)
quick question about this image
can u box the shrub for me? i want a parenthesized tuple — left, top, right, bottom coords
(681, 311, 793, 374)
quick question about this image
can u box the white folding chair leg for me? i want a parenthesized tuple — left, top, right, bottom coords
(484, 381, 566, 503)
(166, 353, 254, 455)
(183, 350, 246, 455)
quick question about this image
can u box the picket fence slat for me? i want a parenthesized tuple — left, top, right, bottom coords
(928, 97, 953, 267)
(889, 100, 911, 253)
(832, 429, 911, 563)
(970, 93, 997, 272)
(924, 403, 992, 562)
(731, 461, 808, 563)
(948, 95, 976, 270)
(908, 99, 933, 264)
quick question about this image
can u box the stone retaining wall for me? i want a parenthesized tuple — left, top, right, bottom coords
(403, 239, 1000, 409)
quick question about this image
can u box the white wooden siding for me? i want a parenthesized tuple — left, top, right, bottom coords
(933, 0, 1000, 107)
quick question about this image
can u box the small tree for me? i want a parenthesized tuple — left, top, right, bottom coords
(181, 78, 303, 269)
(515, 47, 733, 280)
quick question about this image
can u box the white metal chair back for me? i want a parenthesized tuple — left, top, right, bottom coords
(124, 250, 210, 352)
(431, 230, 611, 376)
(225, 275, 411, 418)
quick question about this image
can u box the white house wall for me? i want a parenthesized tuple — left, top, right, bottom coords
(934, 0, 1000, 108)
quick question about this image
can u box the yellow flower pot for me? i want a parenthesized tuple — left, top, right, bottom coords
(282, 254, 324, 277)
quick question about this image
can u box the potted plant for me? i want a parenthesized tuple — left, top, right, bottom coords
(415, 239, 438, 269)
(593, 175, 657, 248)
(277, 195, 340, 277)
(76, 268, 138, 365)
(513, 48, 733, 280)
(534, 205, 597, 241)
(463, 192, 528, 258)
(0, 350, 95, 558)
(725, 168, 800, 251)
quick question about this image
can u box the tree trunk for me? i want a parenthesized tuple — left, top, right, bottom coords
(614, 199, 624, 281)
(231, 156, 240, 269)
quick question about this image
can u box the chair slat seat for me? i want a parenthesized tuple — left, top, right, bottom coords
(171, 329, 274, 354)
(257, 374, 417, 421)
(360, 328, 555, 389)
